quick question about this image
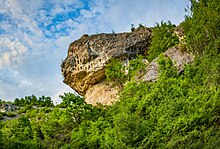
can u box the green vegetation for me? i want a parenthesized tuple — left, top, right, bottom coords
(14, 95, 54, 107)
(0, 112, 7, 116)
(127, 55, 146, 79)
(0, 0, 220, 148)
(17, 105, 32, 114)
(147, 21, 179, 61)
(0, 113, 3, 120)
(105, 55, 146, 88)
(6, 112, 16, 117)
(57, 92, 84, 108)
(182, 0, 220, 53)
(105, 59, 127, 88)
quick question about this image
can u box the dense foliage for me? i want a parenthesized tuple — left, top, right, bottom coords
(0, 0, 220, 148)
(105, 55, 146, 88)
(147, 21, 179, 61)
(127, 55, 146, 80)
(14, 95, 54, 107)
(182, 0, 220, 53)
(105, 59, 127, 88)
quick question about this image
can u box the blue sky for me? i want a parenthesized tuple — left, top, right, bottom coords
(0, 0, 190, 103)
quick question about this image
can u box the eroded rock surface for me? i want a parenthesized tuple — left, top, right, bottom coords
(136, 46, 194, 82)
(85, 80, 120, 105)
(61, 27, 194, 105)
(61, 27, 152, 105)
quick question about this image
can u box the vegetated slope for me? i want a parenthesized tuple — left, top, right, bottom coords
(0, 0, 220, 148)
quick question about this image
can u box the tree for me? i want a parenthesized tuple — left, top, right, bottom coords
(31, 94, 38, 106)
(58, 92, 84, 108)
(182, 0, 220, 53)
(131, 24, 135, 32)
(14, 98, 20, 106)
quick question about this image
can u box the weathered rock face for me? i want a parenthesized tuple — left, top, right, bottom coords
(61, 27, 194, 105)
(0, 103, 16, 113)
(85, 80, 120, 105)
(136, 46, 194, 82)
(61, 27, 152, 105)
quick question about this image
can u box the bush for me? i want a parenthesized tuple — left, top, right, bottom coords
(147, 21, 179, 61)
(58, 92, 85, 108)
(17, 105, 32, 114)
(105, 59, 127, 88)
(128, 55, 146, 79)
(7, 112, 16, 117)
(26, 109, 39, 118)
(106, 57, 146, 87)
(0, 112, 7, 116)
(0, 113, 3, 120)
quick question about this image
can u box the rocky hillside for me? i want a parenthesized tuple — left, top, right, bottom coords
(61, 26, 193, 105)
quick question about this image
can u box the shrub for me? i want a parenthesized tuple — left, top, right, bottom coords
(0, 112, 7, 116)
(106, 57, 146, 87)
(7, 112, 16, 117)
(105, 59, 127, 88)
(147, 21, 179, 61)
(17, 105, 32, 114)
(128, 55, 146, 79)
(0, 113, 3, 120)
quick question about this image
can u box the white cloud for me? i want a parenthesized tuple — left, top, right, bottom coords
(50, 0, 83, 16)
(0, 37, 28, 68)
(51, 83, 73, 104)
(0, 0, 190, 102)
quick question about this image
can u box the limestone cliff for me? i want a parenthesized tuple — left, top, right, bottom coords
(61, 27, 152, 105)
(61, 27, 194, 105)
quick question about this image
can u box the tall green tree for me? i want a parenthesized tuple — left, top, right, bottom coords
(182, 0, 220, 52)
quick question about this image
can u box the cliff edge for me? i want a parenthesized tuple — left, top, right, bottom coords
(61, 27, 193, 105)
(61, 27, 152, 105)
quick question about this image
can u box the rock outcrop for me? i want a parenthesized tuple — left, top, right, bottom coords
(0, 103, 16, 113)
(61, 27, 152, 105)
(136, 46, 194, 82)
(61, 27, 194, 105)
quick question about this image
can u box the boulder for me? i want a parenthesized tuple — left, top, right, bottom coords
(136, 46, 194, 82)
(61, 27, 152, 105)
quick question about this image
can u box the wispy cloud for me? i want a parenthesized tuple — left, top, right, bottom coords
(0, 0, 190, 102)
(0, 36, 28, 68)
